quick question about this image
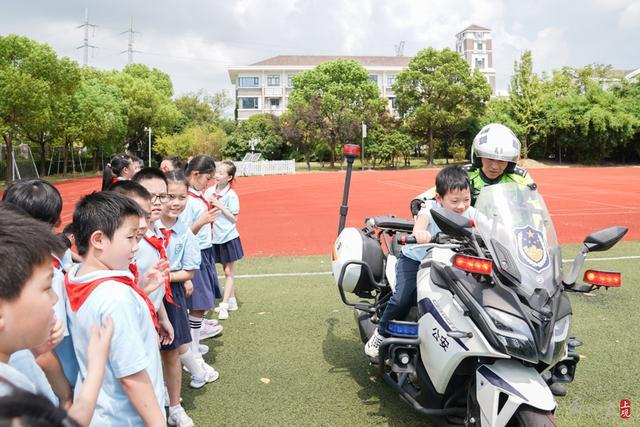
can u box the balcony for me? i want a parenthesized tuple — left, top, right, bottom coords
(265, 86, 283, 97)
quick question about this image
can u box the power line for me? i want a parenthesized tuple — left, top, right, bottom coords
(76, 8, 97, 66)
(120, 16, 141, 64)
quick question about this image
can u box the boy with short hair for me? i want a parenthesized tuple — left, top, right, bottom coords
(0, 203, 112, 427)
(65, 192, 166, 425)
(2, 179, 78, 398)
(365, 166, 476, 358)
(0, 202, 63, 395)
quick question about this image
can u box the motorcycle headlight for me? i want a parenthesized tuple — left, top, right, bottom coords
(486, 307, 538, 363)
(546, 315, 571, 365)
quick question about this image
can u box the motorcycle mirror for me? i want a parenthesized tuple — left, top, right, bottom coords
(430, 208, 473, 239)
(583, 226, 628, 252)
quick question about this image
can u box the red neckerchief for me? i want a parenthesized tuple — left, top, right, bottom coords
(159, 228, 173, 248)
(188, 190, 214, 226)
(111, 177, 120, 184)
(142, 235, 175, 305)
(65, 264, 159, 331)
(52, 256, 63, 272)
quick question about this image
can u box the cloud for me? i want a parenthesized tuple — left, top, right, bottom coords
(619, 1, 640, 29)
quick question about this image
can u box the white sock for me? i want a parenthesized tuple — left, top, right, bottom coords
(189, 315, 202, 354)
(169, 404, 182, 414)
(180, 348, 205, 377)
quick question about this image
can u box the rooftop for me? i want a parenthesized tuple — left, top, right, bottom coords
(249, 55, 411, 67)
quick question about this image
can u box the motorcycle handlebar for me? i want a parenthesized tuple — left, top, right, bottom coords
(396, 235, 417, 245)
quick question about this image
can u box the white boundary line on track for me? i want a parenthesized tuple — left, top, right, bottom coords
(226, 255, 640, 280)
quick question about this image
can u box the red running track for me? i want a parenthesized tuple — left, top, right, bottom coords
(48, 167, 640, 256)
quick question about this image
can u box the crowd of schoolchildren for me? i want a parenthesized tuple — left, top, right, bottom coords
(0, 153, 243, 426)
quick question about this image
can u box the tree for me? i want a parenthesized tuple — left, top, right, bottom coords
(509, 50, 544, 158)
(278, 95, 325, 170)
(394, 48, 491, 166)
(154, 126, 227, 160)
(0, 35, 77, 182)
(106, 64, 181, 156)
(289, 59, 385, 167)
(19, 57, 81, 175)
(224, 114, 286, 160)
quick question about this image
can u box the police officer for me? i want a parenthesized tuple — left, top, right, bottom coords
(410, 123, 534, 215)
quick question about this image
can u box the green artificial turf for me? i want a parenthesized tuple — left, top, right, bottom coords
(182, 241, 639, 426)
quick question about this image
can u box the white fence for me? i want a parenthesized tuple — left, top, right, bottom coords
(234, 160, 295, 176)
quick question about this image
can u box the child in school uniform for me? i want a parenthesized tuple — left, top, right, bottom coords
(0, 202, 113, 427)
(159, 170, 219, 427)
(109, 179, 174, 347)
(205, 161, 245, 320)
(180, 156, 223, 353)
(2, 179, 79, 399)
(101, 153, 135, 191)
(65, 192, 166, 426)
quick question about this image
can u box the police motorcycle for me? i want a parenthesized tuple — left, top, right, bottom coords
(331, 145, 628, 426)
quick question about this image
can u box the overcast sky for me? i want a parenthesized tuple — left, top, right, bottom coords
(2, 0, 639, 97)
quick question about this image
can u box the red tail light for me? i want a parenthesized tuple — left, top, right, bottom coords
(343, 144, 361, 156)
(453, 255, 492, 275)
(583, 270, 622, 287)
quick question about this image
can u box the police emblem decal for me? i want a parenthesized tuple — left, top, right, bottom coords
(515, 226, 550, 272)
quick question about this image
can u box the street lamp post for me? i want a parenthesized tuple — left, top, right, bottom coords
(144, 126, 152, 166)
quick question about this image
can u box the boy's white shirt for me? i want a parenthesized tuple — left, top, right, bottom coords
(65, 263, 165, 426)
(0, 359, 37, 396)
(8, 349, 58, 405)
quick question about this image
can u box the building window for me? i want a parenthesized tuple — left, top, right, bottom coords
(388, 97, 397, 109)
(368, 75, 378, 84)
(239, 97, 259, 109)
(238, 77, 259, 88)
(267, 75, 280, 86)
(475, 58, 485, 70)
(387, 75, 397, 86)
(476, 42, 484, 51)
(287, 74, 296, 88)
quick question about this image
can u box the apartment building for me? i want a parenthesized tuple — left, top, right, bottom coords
(227, 55, 410, 120)
(455, 24, 496, 93)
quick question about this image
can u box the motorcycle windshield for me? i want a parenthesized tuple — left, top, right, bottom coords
(474, 183, 562, 298)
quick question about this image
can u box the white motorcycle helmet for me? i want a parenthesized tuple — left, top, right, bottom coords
(471, 123, 521, 173)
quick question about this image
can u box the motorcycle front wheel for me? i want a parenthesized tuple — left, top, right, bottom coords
(507, 405, 557, 427)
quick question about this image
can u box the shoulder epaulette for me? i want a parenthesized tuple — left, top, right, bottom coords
(513, 165, 528, 177)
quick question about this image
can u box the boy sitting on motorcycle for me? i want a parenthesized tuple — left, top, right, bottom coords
(365, 166, 476, 358)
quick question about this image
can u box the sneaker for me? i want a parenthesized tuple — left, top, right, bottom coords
(200, 359, 219, 381)
(364, 329, 384, 358)
(167, 406, 194, 427)
(200, 322, 223, 339)
(198, 344, 209, 355)
(217, 303, 229, 320)
(203, 318, 219, 327)
(189, 366, 219, 388)
(228, 298, 238, 311)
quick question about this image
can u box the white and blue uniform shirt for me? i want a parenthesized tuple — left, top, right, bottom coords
(180, 188, 213, 250)
(155, 219, 201, 273)
(135, 227, 164, 311)
(8, 350, 58, 405)
(402, 200, 476, 262)
(52, 255, 69, 337)
(65, 264, 165, 426)
(0, 361, 37, 397)
(204, 184, 240, 244)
